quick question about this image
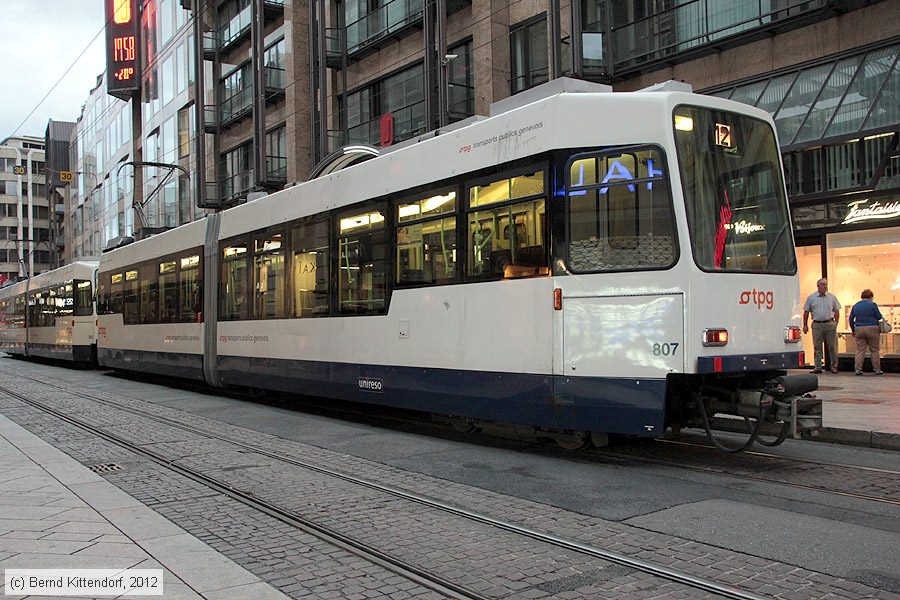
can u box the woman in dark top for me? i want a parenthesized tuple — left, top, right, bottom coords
(849, 289, 884, 375)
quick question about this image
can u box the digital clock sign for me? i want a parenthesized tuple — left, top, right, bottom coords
(105, 0, 141, 99)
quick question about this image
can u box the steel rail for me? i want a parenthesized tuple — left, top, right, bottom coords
(0, 374, 768, 600)
(0, 385, 489, 600)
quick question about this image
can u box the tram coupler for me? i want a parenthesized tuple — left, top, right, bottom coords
(767, 374, 822, 438)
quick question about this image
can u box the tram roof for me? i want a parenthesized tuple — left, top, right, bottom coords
(217, 86, 771, 241)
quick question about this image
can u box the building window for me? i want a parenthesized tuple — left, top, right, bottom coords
(447, 39, 474, 121)
(220, 63, 253, 126)
(264, 39, 286, 93)
(221, 143, 253, 201)
(178, 104, 193, 159)
(510, 16, 548, 95)
(266, 125, 287, 182)
(346, 63, 425, 147)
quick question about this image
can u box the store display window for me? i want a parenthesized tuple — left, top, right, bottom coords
(796, 244, 823, 362)
(825, 227, 900, 357)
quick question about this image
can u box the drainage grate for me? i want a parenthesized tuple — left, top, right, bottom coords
(88, 463, 124, 473)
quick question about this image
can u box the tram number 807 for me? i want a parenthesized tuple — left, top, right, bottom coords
(653, 342, 679, 356)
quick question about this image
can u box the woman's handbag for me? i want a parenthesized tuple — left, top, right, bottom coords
(880, 319, 893, 333)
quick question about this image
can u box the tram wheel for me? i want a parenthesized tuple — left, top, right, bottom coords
(449, 417, 476, 433)
(552, 431, 589, 451)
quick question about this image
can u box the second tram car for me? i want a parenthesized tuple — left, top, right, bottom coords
(84, 82, 821, 449)
(0, 261, 99, 363)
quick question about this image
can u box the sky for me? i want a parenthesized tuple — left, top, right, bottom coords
(0, 1, 107, 142)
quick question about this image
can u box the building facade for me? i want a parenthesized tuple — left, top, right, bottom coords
(44, 120, 75, 269)
(0, 136, 51, 283)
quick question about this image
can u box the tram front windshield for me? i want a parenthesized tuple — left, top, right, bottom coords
(674, 106, 796, 274)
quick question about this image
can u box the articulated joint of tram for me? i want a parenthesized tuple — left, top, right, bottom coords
(673, 372, 822, 452)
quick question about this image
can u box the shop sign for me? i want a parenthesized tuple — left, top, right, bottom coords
(841, 199, 900, 225)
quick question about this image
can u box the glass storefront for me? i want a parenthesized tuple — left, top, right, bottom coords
(827, 228, 900, 360)
(796, 225, 900, 367)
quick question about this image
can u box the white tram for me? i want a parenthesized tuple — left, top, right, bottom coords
(96, 81, 821, 450)
(0, 261, 98, 363)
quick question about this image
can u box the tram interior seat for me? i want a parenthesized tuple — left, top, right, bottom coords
(568, 235, 674, 270)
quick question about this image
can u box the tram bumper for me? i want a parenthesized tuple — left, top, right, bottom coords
(704, 373, 822, 439)
(768, 374, 822, 438)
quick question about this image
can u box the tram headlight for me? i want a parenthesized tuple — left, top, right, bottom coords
(702, 328, 728, 346)
(784, 326, 802, 343)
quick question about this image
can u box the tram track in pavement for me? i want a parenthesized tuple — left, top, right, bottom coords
(9, 363, 900, 508)
(0, 371, 773, 600)
(587, 437, 900, 507)
(0, 383, 487, 600)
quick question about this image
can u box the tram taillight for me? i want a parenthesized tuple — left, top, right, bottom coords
(553, 288, 562, 311)
(702, 328, 728, 346)
(784, 326, 802, 343)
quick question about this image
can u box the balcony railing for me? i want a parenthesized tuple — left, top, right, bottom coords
(220, 88, 253, 127)
(221, 169, 254, 203)
(610, 0, 831, 73)
(346, 100, 425, 147)
(219, 2, 284, 52)
(203, 105, 218, 132)
(345, 0, 424, 55)
(265, 66, 285, 96)
(219, 5, 251, 51)
(220, 68, 285, 128)
(266, 156, 287, 183)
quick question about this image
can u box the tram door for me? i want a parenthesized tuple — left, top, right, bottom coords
(559, 292, 685, 379)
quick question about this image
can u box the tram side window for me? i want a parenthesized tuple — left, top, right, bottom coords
(109, 273, 124, 315)
(139, 264, 158, 324)
(253, 231, 286, 319)
(221, 241, 249, 320)
(338, 204, 386, 314)
(567, 147, 676, 272)
(396, 190, 457, 285)
(467, 169, 548, 279)
(58, 283, 74, 319)
(123, 269, 140, 324)
(179, 254, 202, 322)
(74, 280, 92, 316)
(14, 294, 25, 328)
(159, 260, 178, 322)
(46, 289, 58, 327)
(291, 217, 329, 317)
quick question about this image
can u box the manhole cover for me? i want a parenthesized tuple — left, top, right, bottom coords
(829, 398, 880, 404)
(89, 463, 124, 473)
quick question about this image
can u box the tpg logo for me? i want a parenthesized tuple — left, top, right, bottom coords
(739, 289, 774, 310)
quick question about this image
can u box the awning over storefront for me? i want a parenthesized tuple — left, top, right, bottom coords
(709, 41, 900, 150)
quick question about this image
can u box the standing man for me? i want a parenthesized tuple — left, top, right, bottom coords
(802, 278, 842, 374)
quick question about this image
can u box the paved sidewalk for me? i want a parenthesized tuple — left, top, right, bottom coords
(788, 368, 900, 450)
(0, 414, 289, 600)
